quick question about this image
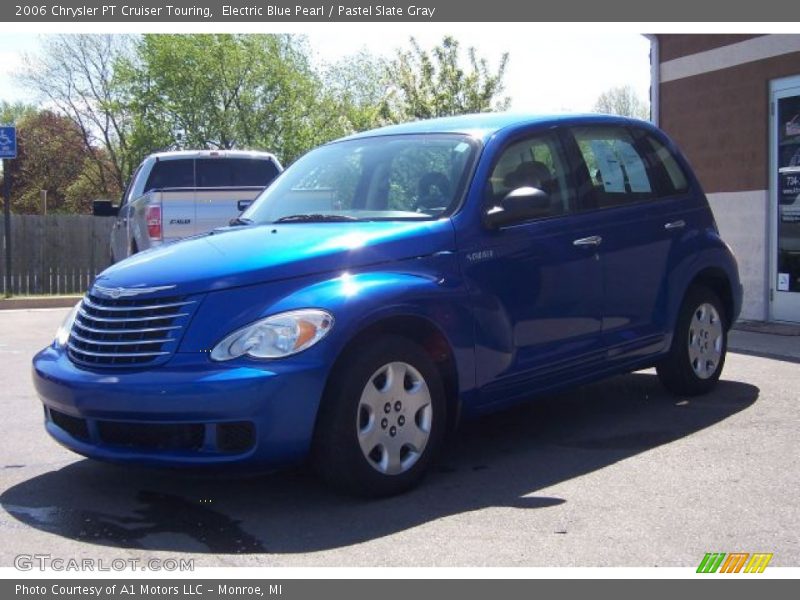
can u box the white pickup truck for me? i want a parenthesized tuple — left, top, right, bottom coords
(94, 150, 282, 262)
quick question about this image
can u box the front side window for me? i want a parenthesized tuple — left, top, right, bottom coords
(243, 134, 479, 223)
(571, 126, 655, 209)
(487, 133, 573, 219)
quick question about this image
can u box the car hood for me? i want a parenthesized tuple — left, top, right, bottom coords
(94, 220, 456, 296)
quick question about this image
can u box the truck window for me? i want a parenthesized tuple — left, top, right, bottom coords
(144, 160, 195, 192)
(196, 158, 280, 188)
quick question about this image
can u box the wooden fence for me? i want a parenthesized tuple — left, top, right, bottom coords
(0, 215, 115, 295)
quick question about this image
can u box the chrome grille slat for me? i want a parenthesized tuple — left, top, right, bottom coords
(78, 307, 188, 323)
(70, 332, 174, 346)
(67, 342, 170, 358)
(82, 296, 196, 312)
(73, 320, 182, 335)
(67, 291, 198, 369)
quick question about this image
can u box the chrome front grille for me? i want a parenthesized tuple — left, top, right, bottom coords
(67, 292, 199, 368)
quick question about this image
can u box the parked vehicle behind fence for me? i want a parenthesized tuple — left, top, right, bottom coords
(94, 150, 282, 263)
(35, 114, 742, 497)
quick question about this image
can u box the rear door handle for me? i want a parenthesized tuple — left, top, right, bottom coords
(573, 235, 603, 248)
(664, 219, 686, 230)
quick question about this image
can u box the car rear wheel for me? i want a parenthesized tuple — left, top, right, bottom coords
(657, 284, 727, 396)
(312, 335, 446, 497)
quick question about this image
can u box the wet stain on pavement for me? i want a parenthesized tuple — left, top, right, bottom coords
(3, 490, 264, 554)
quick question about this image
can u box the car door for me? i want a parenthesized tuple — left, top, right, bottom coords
(464, 129, 605, 407)
(564, 124, 693, 363)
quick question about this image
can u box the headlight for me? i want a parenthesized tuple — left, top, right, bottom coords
(210, 309, 334, 361)
(54, 302, 81, 348)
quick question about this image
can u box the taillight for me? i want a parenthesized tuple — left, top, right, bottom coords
(145, 204, 162, 240)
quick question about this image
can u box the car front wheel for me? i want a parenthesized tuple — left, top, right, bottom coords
(312, 335, 446, 497)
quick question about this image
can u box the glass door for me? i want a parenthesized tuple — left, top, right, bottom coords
(771, 77, 800, 322)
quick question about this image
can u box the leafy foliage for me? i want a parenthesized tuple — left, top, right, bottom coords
(4, 111, 99, 214)
(383, 36, 511, 121)
(12, 34, 512, 214)
(18, 34, 134, 196)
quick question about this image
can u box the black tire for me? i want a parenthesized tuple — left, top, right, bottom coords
(312, 335, 446, 497)
(656, 284, 728, 396)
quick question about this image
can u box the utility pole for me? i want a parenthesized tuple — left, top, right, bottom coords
(2, 158, 10, 297)
(1, 125, 16, 297)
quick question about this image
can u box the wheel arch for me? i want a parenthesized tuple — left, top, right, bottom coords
(321, 313, 462, 436)
(685, 267, 736, 329)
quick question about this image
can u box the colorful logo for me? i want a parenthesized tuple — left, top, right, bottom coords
(697, 552, 773, 573)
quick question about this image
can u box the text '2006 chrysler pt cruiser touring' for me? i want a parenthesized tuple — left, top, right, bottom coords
(33, 114, 742, 496)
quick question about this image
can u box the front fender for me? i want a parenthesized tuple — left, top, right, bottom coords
(177, 261, 478, 399)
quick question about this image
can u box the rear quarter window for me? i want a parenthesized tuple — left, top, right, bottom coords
(639, 133, 690, 196)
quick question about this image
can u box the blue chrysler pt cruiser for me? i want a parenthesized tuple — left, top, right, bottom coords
(33, 114, 742, 496)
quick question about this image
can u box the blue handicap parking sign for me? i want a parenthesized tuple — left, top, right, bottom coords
(0, 126, 17, 159)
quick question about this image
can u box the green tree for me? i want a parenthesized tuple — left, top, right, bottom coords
(0, 101, 37, 125)
(383, 36, 511, 121)
(117, 34, 358, 164)
(320, 50, 391, 132)
(592, 85, 649, 120)
(18, 34, 135, 195)
(4, 110, 99, 214)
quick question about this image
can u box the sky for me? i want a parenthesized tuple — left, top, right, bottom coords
(0, 29, 651, 115)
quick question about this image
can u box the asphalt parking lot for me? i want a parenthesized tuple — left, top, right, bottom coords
(0, 308, 798, 567)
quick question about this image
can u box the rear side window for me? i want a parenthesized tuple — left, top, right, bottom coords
(571, 126, 655, 209)
(196, 158, 280, 188)
(640, 133, 690, 196)
(144, 160, 194, 192)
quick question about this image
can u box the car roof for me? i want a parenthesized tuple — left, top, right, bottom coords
(147, 149, 278, 161)
(337, 112, 654, 144)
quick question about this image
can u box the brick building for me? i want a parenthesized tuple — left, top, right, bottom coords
(647, 34, 800, 323)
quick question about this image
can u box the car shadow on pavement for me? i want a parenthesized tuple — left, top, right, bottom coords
(1, 372, 758, 556)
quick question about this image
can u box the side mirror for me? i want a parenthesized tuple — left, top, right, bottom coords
(485, 186, 550, 228)
(92, 199, 119, 217)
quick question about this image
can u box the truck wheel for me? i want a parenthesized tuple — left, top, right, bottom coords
(312, 335, 446, 497)
(656, 285, 727, 396)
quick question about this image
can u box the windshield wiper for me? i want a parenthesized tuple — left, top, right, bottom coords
(274, 214, 359, 223)
(229, 216, 254, 227)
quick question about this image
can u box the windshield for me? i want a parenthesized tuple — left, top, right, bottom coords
(242, 134, 479, 224)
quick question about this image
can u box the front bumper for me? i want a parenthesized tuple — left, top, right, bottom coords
(32, 346, 329, 468)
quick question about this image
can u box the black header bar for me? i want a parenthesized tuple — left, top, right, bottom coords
(2, 0, 797, 22)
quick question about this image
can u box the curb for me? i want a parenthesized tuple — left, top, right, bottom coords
(732, 319, 800, 337)
(0, 296, 81, 310)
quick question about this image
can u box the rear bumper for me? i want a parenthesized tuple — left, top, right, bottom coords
(32, 346, 329, 468)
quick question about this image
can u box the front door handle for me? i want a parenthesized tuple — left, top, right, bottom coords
(573, 235, 603, 248)
(664, 219, 686, 230)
